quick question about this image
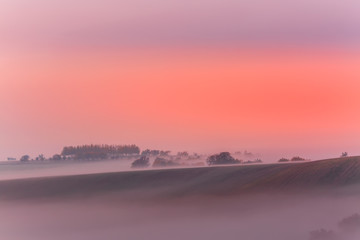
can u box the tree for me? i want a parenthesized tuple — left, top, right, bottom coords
(341, 152, 348, 157)
(291, 156, 305, 162)
(177, 151, 189, 158)
(61, 144, 140, 158)
(243, 150, 254, 158)
(36, 154, 45, 161)
(141, 149, 160, 156)
(206, 152, 241, 166)
(159, 151, 171, 156)
(52, 154, 62, 161)
(188, 153, 201, 160)
(131, 156, 150, 168)
(152, 157, 179, 167)
(278, 158, 290, 163)
(20, 155, 30, 162)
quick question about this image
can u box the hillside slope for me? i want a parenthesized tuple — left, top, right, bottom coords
(0, 156, 360, 201)
(244, 156, 360, 191)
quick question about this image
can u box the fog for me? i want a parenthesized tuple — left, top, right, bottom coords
(0, 192, 359, 240)
(1, 157, 359, 240)
(0, 160, 132, 180)
(0, 151, 299, 181)
(0, 158, 207, 181)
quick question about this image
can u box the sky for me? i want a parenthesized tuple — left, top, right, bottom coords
(1, 0, 360, 161)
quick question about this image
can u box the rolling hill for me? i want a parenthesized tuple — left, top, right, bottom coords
(0, 156, 360, 201)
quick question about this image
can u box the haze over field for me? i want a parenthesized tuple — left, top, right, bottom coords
(1, 157, 360, 240)
(0, 194, 359, 240)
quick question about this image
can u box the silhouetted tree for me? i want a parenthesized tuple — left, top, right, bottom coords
(177, 151, 189, 158)
(291, 156, 306, 162)
(188, 153, 201, 160)
(152, 157, 179, 167)
(278, 158, 290, 162)
(159, 151, 171, 156)
(35, 154, 45, 161)
(206, 152, 240, 166)
(52, 154, 62, 161)
(341, 152, 348, 157)
(20, 155, 30, 162)
(61, 144, 140, 160)
(131, 156, 150, 168)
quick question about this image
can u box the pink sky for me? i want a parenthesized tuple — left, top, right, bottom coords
(1, 0, 360, 161)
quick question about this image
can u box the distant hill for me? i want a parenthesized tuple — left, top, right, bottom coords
(0, 156, 360, 201)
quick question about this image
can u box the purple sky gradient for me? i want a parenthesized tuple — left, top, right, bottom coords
(1, 0, 360, 49)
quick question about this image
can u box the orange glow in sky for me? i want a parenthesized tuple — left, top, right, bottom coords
(1, 47, 360, 160)
(1, 0, 360, 160)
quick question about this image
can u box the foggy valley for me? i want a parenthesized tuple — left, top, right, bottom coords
(0, 154, 359, 240)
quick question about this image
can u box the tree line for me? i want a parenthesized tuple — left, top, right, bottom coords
(61, 144, 140, 159)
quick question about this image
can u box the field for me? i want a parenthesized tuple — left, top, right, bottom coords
(1, 156, 360, 240)
(1, 156, 360, 201)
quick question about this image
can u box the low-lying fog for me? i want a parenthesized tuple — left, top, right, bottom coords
(1, 158, 359, 240)
(0, 193, 359, 240)
(0, 158, 207, 181)
(0, 160, 134, 180)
